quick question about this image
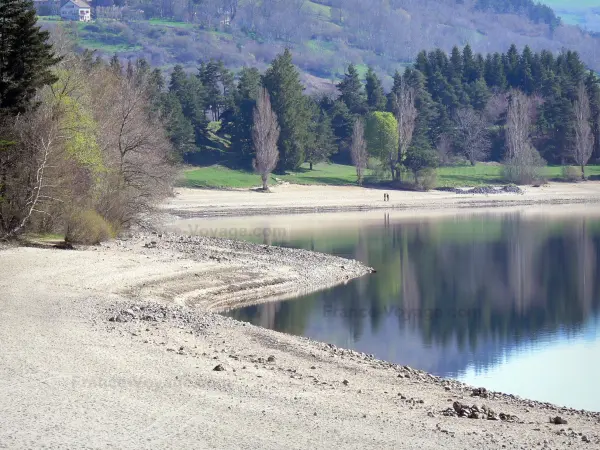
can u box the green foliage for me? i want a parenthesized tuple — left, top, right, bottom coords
(182, 163, 361, 188)
(263, 49, 312, 171)
(405, 141, 439, 181)
(221, 67, 262, 167)
(168, 64, 209, 149)
(160, 92, 196, 159)
(305, 101, 337, 169)
(414, 167, 437, 190)
(562, 165, 582, 181)
(49, 73, 104, 173)
(365, 67, 386, 112)
(198, 60, 235, 121)
(365, 111, 399, 177)
(414, 45, 598, 165)
(337, 64, 366, 115)
(503, 146, 547, 185)
(66, 209, 116, 245)
(0, 0, 60, 112)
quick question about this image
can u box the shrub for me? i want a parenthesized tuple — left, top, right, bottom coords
(415, 167, 437, 190)
(562, 165, 581, 182)
(65, 209, 116, 245)
(502, 146, 546, 185)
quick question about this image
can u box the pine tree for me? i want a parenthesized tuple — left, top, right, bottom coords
(169, 65, 208, 149)
(198, 60, 222, 121)
(305, 101, 336, 170)
(365, 67, 386, 111)
(161, 93, 196, 159)
(222, 67, 262, 167)
(337, 64, 366, 115)
(0, 0, 60, 112)
(327, 99, 354, 163)
(262, 49, 311, 171)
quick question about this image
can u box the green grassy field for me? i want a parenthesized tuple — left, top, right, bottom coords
(181, 163, 359, 188)
(438, 164, 600, 187)
(181, 163, 600, 189)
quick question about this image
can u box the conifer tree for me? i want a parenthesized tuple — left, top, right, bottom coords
(0, 0, 60, 112)
(262, 49, 311, 171)
(365, 67, 386, 112)
(337, 64, 366, 115)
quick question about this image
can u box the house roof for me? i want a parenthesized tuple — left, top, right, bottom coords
(64, 0, 91, 8)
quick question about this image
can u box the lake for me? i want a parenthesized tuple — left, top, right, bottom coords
(168, 207, 600, 412)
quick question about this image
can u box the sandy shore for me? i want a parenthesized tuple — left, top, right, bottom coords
(165, 181, 600, 218)
(2, 185, 600, 448)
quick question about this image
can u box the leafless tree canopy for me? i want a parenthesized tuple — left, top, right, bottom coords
(350, 119, 368, 185)
(436, 133, 453, 166)
(506, 90, 534, 160)
(504, 89, 545, 184)
(1, 47, 174, 240)
(454, 107, 490, 166)
(252, 87, 280, 191)
(572, 82, 594, 179)
(392, 81, 417, 180)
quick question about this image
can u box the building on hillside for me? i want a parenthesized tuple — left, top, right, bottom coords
(60, 0, 91, 21)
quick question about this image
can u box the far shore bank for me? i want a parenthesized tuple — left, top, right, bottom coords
(163, 181, 600, 219)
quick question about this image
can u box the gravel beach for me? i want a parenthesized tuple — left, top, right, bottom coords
(2, 184, 600, 449)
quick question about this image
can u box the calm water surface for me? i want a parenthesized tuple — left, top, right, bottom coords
(169, 210, 600, 411)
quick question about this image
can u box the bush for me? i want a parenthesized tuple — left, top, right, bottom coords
(562, 165, 581, 182)
(502, 146, 546, 185)
(66, 210, 116, 245)
(415, 167, 437, 190)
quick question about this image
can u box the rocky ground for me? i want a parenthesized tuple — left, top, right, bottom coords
(1, 230, 599, 448)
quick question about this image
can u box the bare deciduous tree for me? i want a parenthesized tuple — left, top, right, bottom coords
(572, 82, 594, 179)
(350, 118, 368, 185)
(454, 107, 490, 165)
(392, 80, 417, 181)
(252, 87, 280, 191)
(484, 92, 508, 123)
(436, 133, 453, 166)
(504, 90, 545, 184)
(92, 66, 175, 226)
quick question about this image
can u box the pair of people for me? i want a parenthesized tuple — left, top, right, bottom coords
(383, 193, 390, 202)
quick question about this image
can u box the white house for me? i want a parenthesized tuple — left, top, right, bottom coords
(60, 0, 91, 22)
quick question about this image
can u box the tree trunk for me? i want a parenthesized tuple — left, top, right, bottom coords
(581, 164, 586, 180)
(262, 174, 268, 191)
(309, 161, 313, 170)
(395, 167, 402, 182)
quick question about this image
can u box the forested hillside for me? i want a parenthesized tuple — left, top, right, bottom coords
(150, 42, 600, 190)
(39, 0, 600, 86)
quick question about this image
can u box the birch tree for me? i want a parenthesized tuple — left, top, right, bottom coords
(252, 87, 280, 191)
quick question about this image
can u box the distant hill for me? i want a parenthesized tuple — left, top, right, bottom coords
(539, 0, 600, 32)
(39, 0, 600, 86)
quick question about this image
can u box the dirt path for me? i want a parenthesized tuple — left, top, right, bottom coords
(1, 232, 599, 449)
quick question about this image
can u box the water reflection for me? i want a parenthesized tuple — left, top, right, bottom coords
(172, 211, 600, 410)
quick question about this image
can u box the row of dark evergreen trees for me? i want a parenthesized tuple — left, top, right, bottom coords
(148, 44, 600, 172)
(413, 44, 600, 163)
